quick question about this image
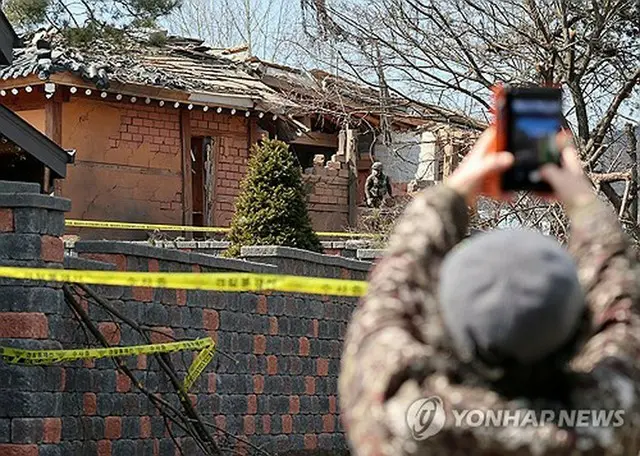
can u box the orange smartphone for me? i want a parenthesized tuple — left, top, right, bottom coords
(485, 84, 563, 196)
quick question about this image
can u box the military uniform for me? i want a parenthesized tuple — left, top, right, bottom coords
(340, 184, 640, 455)
(365, 169, 393, 208)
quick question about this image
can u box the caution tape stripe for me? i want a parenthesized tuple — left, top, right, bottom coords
(0, 338, 211, 365)
(65, 219, 376, 238)
(0, 337, 215, 391)
(0, 267, 368, 297)
(0, 338, 215, 392)
(184, 346, 215, 391)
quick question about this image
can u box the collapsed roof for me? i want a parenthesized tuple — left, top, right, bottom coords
(0, 11, 69, 180)
(0, 27, 481, 131)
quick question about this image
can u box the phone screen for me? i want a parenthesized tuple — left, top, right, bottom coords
(502, 88, 563, 191)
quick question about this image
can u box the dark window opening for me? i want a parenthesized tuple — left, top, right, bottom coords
(358, 130, 375, 161)
(309, 114, 340, 134)
(289, 144, 335, 170)
(0, 148, 46, 187)
(191, 136, 215, 228)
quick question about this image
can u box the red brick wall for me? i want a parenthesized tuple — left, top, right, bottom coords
(304, 175, 349, 232)
(53, 97, 182, 239)
(302, 153, 350, 232)
(11, 92, 351, 235)
(190, 110, 250, 227)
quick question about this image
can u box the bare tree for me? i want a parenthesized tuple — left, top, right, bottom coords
(300, 0, 640, 242)
(165, 0, 303, 62)
(3, 0, 179, 31)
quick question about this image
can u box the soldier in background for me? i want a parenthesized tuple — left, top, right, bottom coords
(365, 162, 393, 208)
(340, 127, 640, 455)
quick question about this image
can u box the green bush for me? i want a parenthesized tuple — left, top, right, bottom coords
(224, 138, 322, 257)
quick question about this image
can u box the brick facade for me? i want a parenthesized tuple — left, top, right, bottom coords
(0, 182, 367, 455)
(6, 90, 351, 237)
(0, 181, 70, 456)
(190, 109, 250, 227)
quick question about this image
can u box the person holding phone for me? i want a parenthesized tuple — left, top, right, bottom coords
(339, 127, 640, 455)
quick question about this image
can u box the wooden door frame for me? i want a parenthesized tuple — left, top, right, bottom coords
(180, 109, 193, 226)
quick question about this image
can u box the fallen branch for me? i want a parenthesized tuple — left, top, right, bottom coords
(74, 284, 221, 455)
(62, 286, 207, 454)
(588, 171, 632, 183)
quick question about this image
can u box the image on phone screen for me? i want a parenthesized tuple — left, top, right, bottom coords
(512, 116, 561, 166)
(503, 93, 563, 190)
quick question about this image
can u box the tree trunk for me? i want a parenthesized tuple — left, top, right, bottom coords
(626, 123, 639, 224)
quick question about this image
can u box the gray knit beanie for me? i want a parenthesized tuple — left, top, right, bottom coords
(438, 229, 585, 368)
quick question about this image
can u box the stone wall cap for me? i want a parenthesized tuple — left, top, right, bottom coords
(240, 245, 372, 271)
(0, 193, 71, 211)
(345, 239, 373, 249)
(357, 249, 386, 260)
(131, 240, 231, 249)
(0, 180, 41, 194)
(75, 240, 277, 272)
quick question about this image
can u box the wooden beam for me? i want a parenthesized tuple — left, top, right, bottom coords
(49, 74, 193, 102)
(346, 128, 358, 227)
(43, 167, 51, 193)
(290, 131, 338, 148)
(0, 75, 42, 90)
(180, 109, 193, 228)
(45, 98, 62, 143)
(249, 117, 266, 149)
(45, 96, 62, 194)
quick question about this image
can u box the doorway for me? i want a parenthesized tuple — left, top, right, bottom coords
(191, 136, 215, 227)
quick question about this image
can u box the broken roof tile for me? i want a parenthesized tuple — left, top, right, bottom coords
(0, 27, 284, 109)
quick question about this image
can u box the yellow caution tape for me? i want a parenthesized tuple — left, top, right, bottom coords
(66, 219, 228, 233)
(65, 219, 376, 238)
(0, 267, 368, 297)
(183, 344, 215, 391)
(0, 337, 215, 392)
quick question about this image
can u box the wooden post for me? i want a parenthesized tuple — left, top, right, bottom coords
(345, 128, 358, 227)
(203, 137, 215, 228)
(249, 117, 266, 149)
(625, 123, 638, 224)
(45, 96, 62, 194)
(442, 141, 458, 179)
(180, 109, 193, 229)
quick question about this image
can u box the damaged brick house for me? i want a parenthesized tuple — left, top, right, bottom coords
(239, 53, 481, 201)
(0, 27, 470, 238)
(0, 12, 72, 189)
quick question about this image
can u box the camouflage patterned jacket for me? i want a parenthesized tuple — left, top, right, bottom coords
(339, 184, 640, 455)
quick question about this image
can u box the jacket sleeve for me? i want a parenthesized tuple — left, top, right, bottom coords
(566, 198, 640, 446)
(567, 198, 638, 330)
(364, 175, 373, 199)
(339, 184, 469, 456)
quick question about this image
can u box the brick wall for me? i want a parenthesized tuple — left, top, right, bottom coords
(190, 110, 250, 227)
(190, 110, 352, 232)
(0, 182, 368, 455)
(60, 98, 184, 239)
(0, 181, 70, 456)
(9, 91, 353, 236)
(302, 154, 350, 232)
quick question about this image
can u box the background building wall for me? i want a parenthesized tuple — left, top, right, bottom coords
(373, 130, 439, 186)
(0, 181, 369, 455)
(7, 90, 355, 234)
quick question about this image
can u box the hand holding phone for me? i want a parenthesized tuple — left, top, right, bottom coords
(447, 128, 514, 205)
(485, 85, 564, 196)
(539, 145, 596, 211)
